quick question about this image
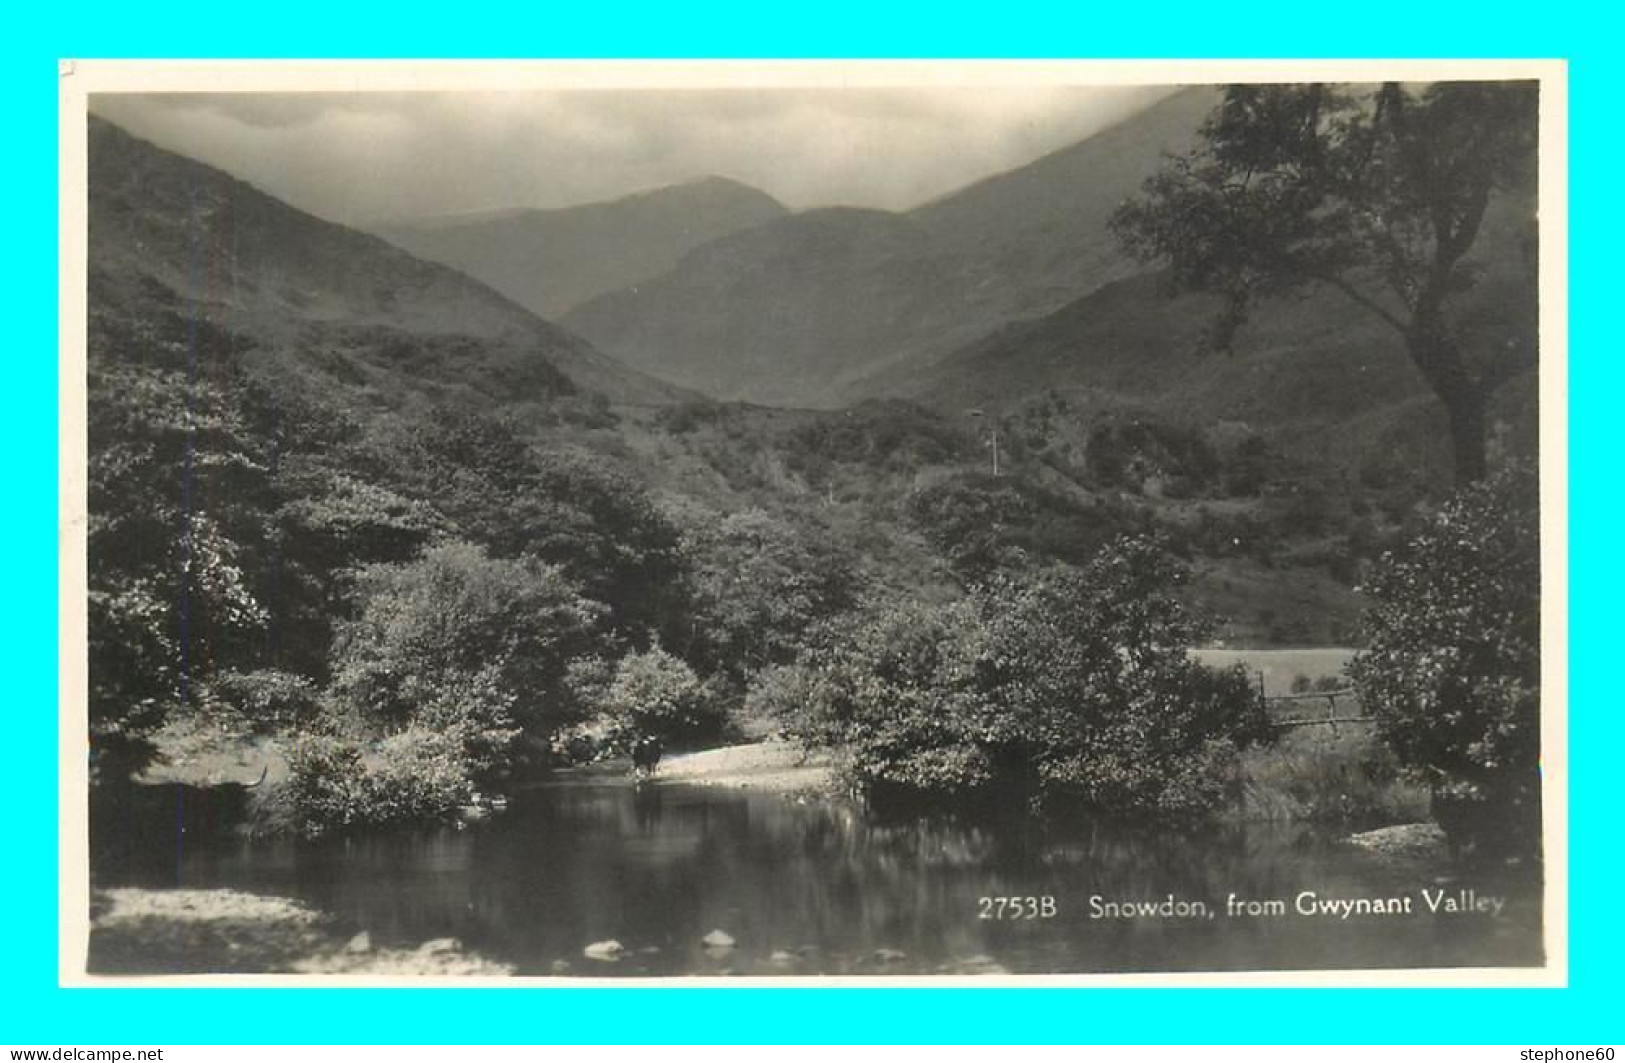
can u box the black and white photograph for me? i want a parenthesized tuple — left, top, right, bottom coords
(61, 60, 1565, 983)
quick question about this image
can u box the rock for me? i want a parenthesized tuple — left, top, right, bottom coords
(1346, 823, 1449, 860)
(769, 950, 796, 965)
(550, 959, 573, 974)
(702, 929, 736, 949)
(417, 937, 461, 956)
(939, 954, 1009, 975)
(344, 931, 371, 954)
(874, 948, 907, 963)
(583, 939, 626, 961)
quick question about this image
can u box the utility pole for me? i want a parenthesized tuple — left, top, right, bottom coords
(968, 408, 1001, 477)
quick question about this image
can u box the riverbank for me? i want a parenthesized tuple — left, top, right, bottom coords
(138, 714, 287, 788)
(88, 888, 513, 976)
(656, 739, 836, 795)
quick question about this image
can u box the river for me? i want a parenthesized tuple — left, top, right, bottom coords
(92, 768, 1543, 977)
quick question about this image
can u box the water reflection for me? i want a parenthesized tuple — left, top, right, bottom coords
(93, 777, 1542, 976)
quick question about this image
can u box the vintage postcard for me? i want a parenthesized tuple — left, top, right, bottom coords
(58, 59, 1567, 986)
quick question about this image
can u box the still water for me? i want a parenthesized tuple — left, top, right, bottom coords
(93, 773, 1542, 977)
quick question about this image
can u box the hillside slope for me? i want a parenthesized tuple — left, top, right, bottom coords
(375, 176, 788, 319)
(88, 116, 681, 408)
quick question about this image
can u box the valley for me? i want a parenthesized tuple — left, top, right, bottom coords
(80, 80, 1546, 978)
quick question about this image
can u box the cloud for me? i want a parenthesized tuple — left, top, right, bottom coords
(88, 84, 1176, 224)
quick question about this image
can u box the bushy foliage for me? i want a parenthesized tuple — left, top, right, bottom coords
(330, 542, 602, 781)
(906, 473, 1140, 582)
(87, 308, 277, 780)
(1238, 726, 1429, 825)
(599, 645, 721, 771)
(360, 729, 478, 822)
(781, 400, 972, 483)
(654, 399, 739, 435)
(678, 508, 856, 675)
(265, 729, 472, 837)
(1348, 462, 1541, 853)
(355, 411, 687, 639)
(779, 536, 1271, 815)
(745, 663, 836, 740)
(1085, 420, 1220, 495)
(555, 656, 616, 731)
(205, 669, 323, 731)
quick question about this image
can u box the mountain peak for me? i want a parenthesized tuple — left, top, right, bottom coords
(561, 87, 1220, 407)
(374, 174, 788, 318)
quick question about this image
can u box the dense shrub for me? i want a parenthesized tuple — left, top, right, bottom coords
(352, 411, 688, 642)
(778, 536, 1272, 816)
(330, 542, 602, 780)
(1238, 726, 1429, 825)
(905, 473, 1137, 582)
(265, 735, 363, 837)
(1348, 462, 1541, 855)
(745, 663, 835, 741)
(87, 331, 277, 780)
(264, 729, 473, 837)
(1085, 420, 1220, 494)
(678, 508, 856, 675)
(781, 400, 971, 480)
(358, 729, 476, 822)
(655, 399, 736, 435)
(598, 645, 723, 772)
(205, 669, 323, 731)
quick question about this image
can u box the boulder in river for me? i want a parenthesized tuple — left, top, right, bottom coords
(1346, 823, 1449, 861)
(702, 929, 736, 949)
(583, 939, 626, 961)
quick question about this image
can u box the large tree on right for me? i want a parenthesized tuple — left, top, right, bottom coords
(1112, 82, 1539, 484)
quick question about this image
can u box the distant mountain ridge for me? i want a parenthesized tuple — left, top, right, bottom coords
(374, 176, 788, 319)
(561, 88, 1221, 406)
(87, 116, 681, 408)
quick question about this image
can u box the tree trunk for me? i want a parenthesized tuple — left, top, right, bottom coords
(1442, 388, 1489, 485)
(1407, 326, 1490, 486)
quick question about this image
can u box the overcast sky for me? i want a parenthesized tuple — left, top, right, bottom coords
(89, 86, 1177, 225)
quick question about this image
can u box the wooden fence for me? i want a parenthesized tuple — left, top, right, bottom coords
(1257, 675, 1375, 729)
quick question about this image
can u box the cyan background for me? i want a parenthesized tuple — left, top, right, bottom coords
(5, 2, 1614, 1042)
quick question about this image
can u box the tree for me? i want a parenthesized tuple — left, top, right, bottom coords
(330, 542, 604, 777)
(1113, 82, 1539, 484)
(779, 536, 1271, 815)
(1347, 463, 1540, 856)
(353, 410, 688, 643)
(87, 310, 276, 781)
(679, 508, 855, 676)
(598, 645, 716, 775)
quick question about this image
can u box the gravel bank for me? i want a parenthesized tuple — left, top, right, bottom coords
(656, 739, 835, 794)
(88, 888, 513, 977)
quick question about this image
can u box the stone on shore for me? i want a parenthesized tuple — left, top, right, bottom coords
(88, 888, 513, 976)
